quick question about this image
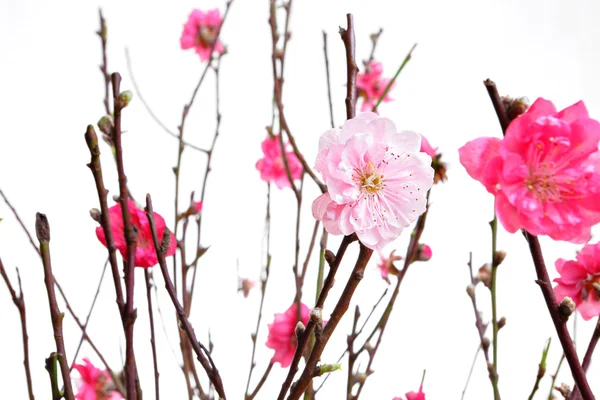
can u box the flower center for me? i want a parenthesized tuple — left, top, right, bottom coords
(581, 274, 600, 301)
(197, 25, 217, 46)
(354, 162, 384, 194)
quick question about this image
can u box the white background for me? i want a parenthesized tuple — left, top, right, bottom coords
(1, 0, 600, 399)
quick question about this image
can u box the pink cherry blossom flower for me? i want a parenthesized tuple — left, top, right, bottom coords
(95, 200, 177, 268)
(256, 134, 303, 190)
(265, 303, 310, 367)
(459, 98, 600, 243)
(180, 9, 225, 62)
(376, 250, 402, 284)
(73, 358, 123, 400)
(356, 61, 395, 112)
(312, 112, 434, 250)
(554, 242, 600, 320)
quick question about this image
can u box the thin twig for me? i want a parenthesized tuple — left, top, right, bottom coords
(145, 269, 160, 400)
(36, 213, 74, 400)
(70, 258, 109, 368)
(0, 260, 35, 400)
(0, 188, 41, 257)
(528, 338, 551, 400)
(124, 49, 208, 153)
(245, 185, 272, 400)
(247, 363, 274, 400)
(146, 194, 227, 399)
(54, 280, 126, 397)
(548, 354, 565, 400)
(461, 345, 481, 400)
(371, 43, 417, 114)
(364, 28, 383, 66)
(97, 9, 110, 115)
(322, 31, 335, 129)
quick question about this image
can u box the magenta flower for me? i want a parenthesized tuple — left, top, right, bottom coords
(554, 242, 600, 320)
(95, 200, 177, 268)
(356, 61, 394, 112)
(312, 112, 434, 250)
(265, 303, 310, 367)
(73, 358, 123, 400)
(417, 243, 432, 262)
(192, 201, 203, 214)
(256, 134, 303, 190)
(459, 98, 600, 243)
(393, 385, 426, 400)
(180, 9, 225, 62)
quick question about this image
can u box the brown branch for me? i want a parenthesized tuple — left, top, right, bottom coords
(35, 213, 74, 400)
(322, 31, 335, 129)
(364, 28, 383, 66)
(84, 126, 125, 317)
(145, 269, 160, 400)
(277, 234, 356, 400)
(582, 316, 600, 372)
(287, 244, 374, 400)
(340, 14, 357, 120)
(0, 260, 34, 400)
(111, 72, 139, 400)
(524, 232, 594, 400)
(247, 363, 274, 400)
(483, 79, 510, 134)
(145, 194, 227, 399)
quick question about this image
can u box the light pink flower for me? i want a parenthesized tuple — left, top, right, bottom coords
(238, 278, 256, 298)
(376, 250, 402, 284)
(419, 135, 438, 158)
(459, 98, 600, 243)
(256, 135, 303, 190)
(180, 9, 225, 62)
(266, 303, 310, 367)
(357, 61, 395, 112)
(312, 112, 434, 250)
(73, 358, 123, 400)
(554, 242, 600, 320)
(95, 200, 177, 268)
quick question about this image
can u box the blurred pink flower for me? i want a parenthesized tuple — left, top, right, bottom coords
(312, 112, 434, 250)
(459, 98, 600, 243)
(256, 135, 303, 190)
(73, 358, 122, 400)
(356, 61, 394, 112)
(419, 135, 438, 158)
(192, 201, 203, 214)
(376, 250, 402, 284)
(180, 9, 225, 61)
(554, 242, 600, 320)
(95, 200, 177, 268)
(238, 278, 256, 298)
(266, 302, 310, 367)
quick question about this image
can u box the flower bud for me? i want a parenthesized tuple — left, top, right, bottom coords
(502, 96, 530, 123)
(160, 228, 172, 256)
(89, 208, 102, 223)
(117, 90, 133, 109)
(318, 363, 342, 375)
(295, 321, 305, 339)
(477, 264, 492, 289)
(35, 212, 50, 243)
(493, 250, 507, 267)
(498, 316, 507, 329)
(416, 243, 432, 262)
(97, 115, 114, 137)
(482, 337, 490, 351)
(558, 296, 576, 320)
(310, 307, 323, 323)
(466, 284, 475, 298)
